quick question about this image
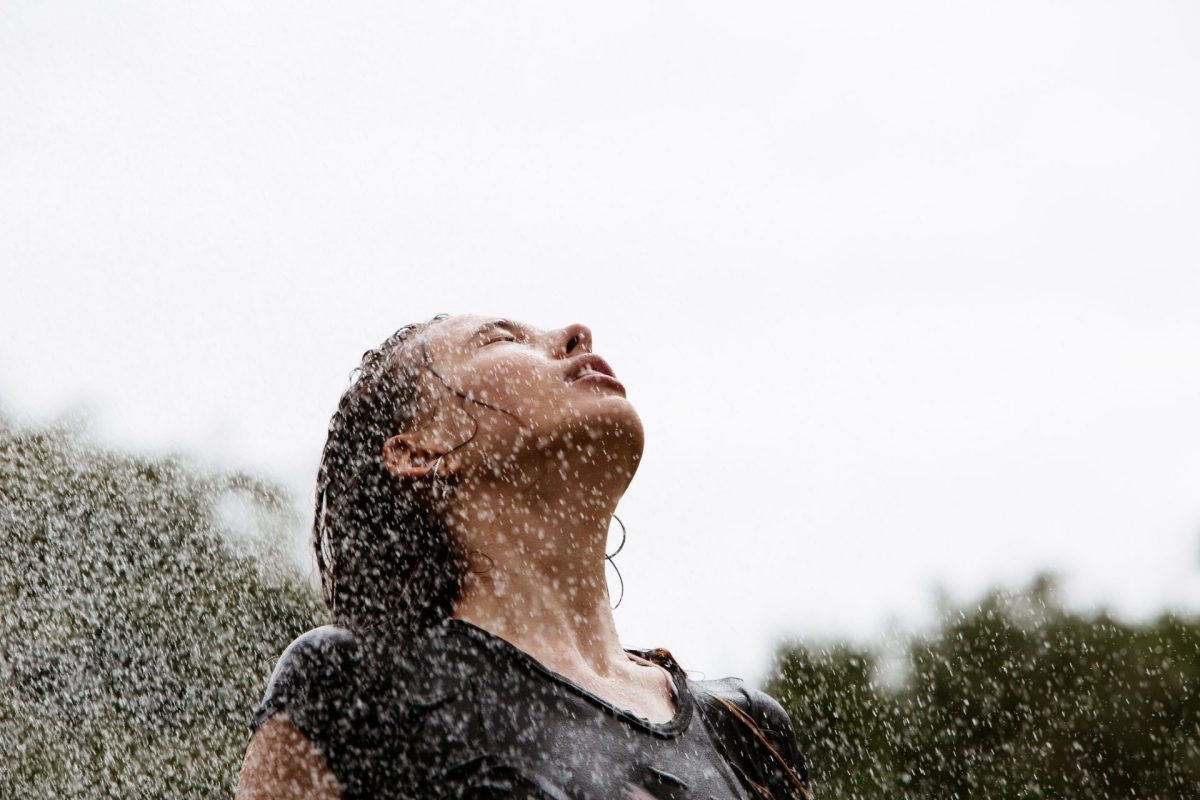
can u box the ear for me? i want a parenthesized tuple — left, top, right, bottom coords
(381, 433, 459, 481)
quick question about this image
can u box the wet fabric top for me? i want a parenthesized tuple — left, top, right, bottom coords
(249, 618, 809, 800)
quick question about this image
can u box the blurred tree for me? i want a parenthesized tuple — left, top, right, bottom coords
(0, 415, 323, 798)
(766, 575, 1200, 800)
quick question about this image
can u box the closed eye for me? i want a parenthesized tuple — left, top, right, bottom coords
(474, 319, 526, 346)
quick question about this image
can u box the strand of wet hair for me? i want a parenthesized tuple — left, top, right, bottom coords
(313, 320, 431, 614)
(707, 693, 813, 800)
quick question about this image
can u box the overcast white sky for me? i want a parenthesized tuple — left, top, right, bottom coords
(3, 1, 1199, 683)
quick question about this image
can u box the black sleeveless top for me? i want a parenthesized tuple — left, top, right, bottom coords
(249, 618, 809, 799)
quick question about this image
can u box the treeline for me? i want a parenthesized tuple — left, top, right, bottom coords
(765, 576, 1200, 799)
(0, 415, 322, 797)
(2, 413, 1197, 797)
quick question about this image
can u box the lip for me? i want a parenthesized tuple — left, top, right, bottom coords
(571, 371, 626, 395)
(565, 354, 626, 394)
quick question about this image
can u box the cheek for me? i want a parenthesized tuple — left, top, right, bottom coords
(452, 357, 563, 422)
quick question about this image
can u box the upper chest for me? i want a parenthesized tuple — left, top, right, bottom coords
(404, 662, 751, 800)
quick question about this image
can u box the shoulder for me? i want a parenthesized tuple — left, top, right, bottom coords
(263, 626, 363, 696)
(275, 625, 363, 671)
(249, 625, 366, 735)
(693, 675, 797, 742)
(690, 675, 810, 797)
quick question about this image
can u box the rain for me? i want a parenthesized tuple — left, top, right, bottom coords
(3, 2, 1200, 798)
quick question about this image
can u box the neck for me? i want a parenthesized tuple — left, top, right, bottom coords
(445, 461, 630, 678)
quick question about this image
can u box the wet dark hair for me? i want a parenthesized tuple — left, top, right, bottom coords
(313, 314, 470, 636)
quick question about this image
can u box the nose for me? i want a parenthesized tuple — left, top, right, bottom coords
(555, 323, 592, 358)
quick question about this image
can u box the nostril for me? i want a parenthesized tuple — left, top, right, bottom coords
(566, 335, 580, 354)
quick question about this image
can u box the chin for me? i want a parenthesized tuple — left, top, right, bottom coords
(564, 399, 645, 460)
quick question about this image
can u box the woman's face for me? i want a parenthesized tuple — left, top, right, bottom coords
(400, 314, 644, 487)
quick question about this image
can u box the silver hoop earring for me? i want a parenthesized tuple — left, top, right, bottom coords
(606, 514, 627, 610)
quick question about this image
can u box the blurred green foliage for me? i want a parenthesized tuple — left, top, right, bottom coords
(0, 416, 323, 798)
(766, 575, 1200, 799)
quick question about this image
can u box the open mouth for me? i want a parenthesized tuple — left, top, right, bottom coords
(565, 354, 626, 394)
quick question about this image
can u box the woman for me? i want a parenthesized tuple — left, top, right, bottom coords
(236, 313, 811, 799)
